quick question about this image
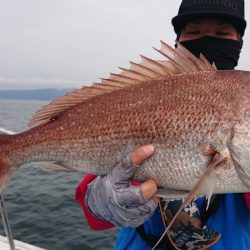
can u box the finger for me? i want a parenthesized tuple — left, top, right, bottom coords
(131, 144, 155, 165)
(110, 154, 138, 186)
(140, 179, 158, 201)
(114, 186, 146, 207)
(114, 179, 157, 207)
(111, 145, 154, 186)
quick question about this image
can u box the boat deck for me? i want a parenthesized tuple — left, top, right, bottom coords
(0, 235, 45, 250)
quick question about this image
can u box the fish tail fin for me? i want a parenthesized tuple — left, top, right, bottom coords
(0, 157, 12, 193)
(0, 128, 16, 193)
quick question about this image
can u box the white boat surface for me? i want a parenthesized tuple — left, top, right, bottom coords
(0, 235, 45, 250)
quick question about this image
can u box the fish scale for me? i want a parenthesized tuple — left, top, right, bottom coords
(0, 42, 249, 198)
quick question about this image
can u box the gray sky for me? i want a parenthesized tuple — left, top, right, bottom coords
(0, 0, 249, 89)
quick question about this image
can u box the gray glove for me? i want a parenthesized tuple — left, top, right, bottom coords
(85, 154, 158, 227)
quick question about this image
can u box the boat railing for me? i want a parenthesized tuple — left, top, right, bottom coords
(0, 194, 15, 250)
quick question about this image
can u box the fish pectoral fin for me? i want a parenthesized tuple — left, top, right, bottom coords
(152, 153, 225, 250)
(155, 188, 188, 200)
(33, 161, 75, 172)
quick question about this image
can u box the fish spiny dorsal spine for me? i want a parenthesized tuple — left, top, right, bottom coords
(28, 41, 215, 129)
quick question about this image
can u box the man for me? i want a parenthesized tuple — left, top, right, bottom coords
(76, 0, 250, 249)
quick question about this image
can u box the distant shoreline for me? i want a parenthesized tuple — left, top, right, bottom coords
(0, 88, 72, 100)
(0, 98, 50, 103)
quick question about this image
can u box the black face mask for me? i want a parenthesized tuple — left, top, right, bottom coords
(179, 36, 243, 70)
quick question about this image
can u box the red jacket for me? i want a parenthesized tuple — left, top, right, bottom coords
(75, 174, 115, 230)
(75, 174, 250, 230)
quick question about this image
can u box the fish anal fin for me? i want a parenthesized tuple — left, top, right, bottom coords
(152, 153, 225, 250)
(34, 161, 75, 172)
(155, 188, 188, 200)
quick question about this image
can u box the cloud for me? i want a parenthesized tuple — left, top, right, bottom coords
(0, 0, 249, 89)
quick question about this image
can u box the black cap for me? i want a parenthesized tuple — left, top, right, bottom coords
(172, 0, 247, 36)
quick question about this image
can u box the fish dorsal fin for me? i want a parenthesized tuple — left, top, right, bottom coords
(29, 41, 216, 129)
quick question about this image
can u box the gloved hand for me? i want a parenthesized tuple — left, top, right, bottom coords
(85, 145, 158, 228)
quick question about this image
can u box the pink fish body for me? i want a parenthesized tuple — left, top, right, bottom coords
(0, 41, 249, 197)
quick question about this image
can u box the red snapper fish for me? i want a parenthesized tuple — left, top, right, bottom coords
(0, 41, 250, 209)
